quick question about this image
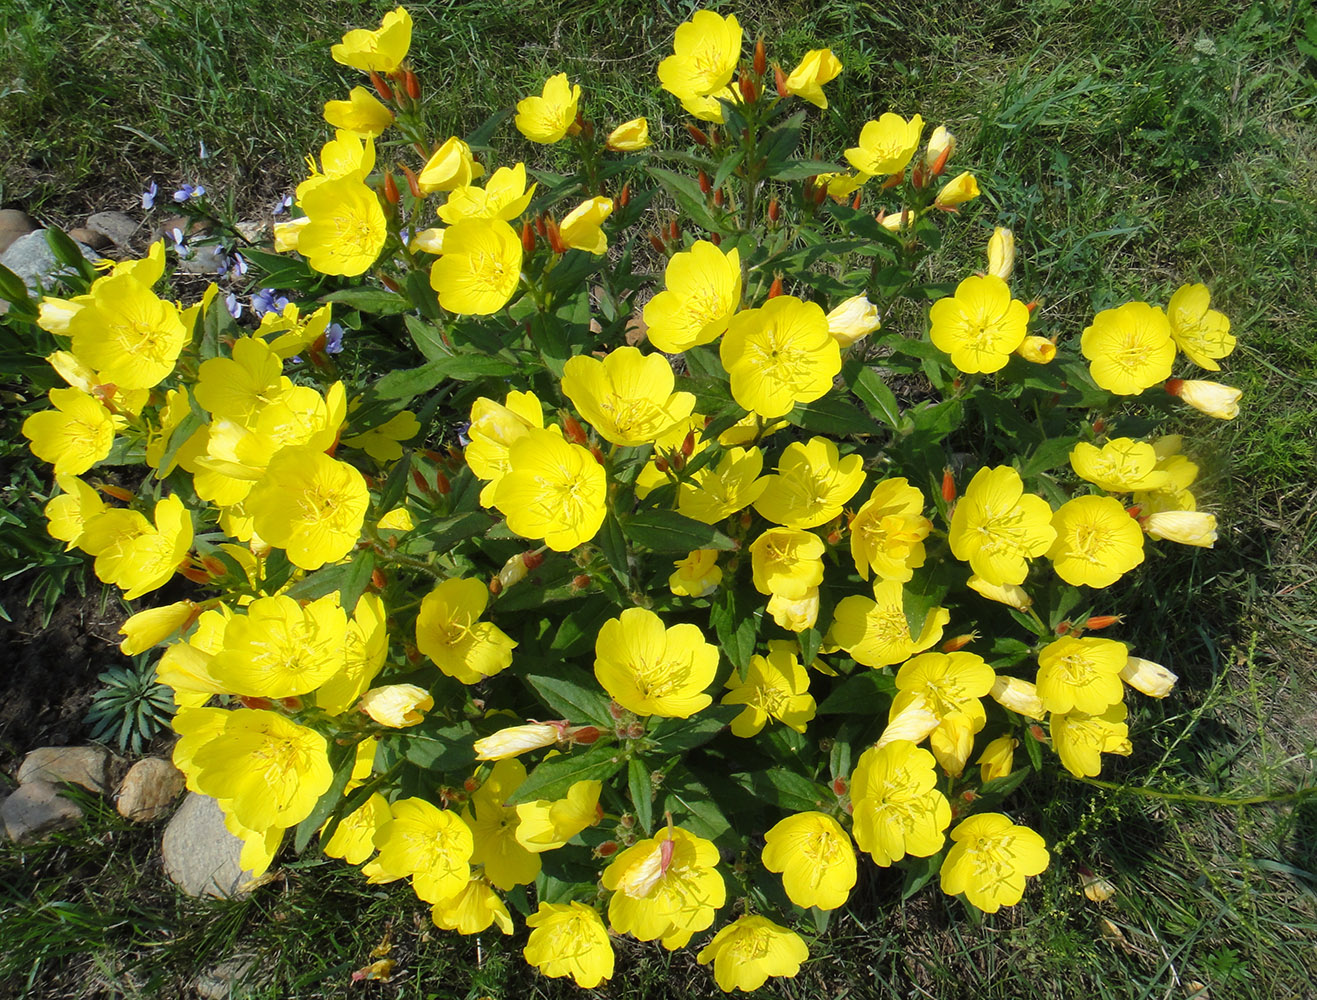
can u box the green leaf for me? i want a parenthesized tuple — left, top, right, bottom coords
(282, 550, 376, 613)
(405, 268, 443, 321)
(293, 740, 355, 853)
(767, 158, 843, 181)
(988, 638, 1034, 668)
(789, 395, 883, 436)
(1020, 434, 1082, 479)
(647, 166, 720, 232)
(709, 586, 758, 673)
(817, 670, 897, 715)
(505, 742, 626, 806)
(731, 769, 828, 812)
(599, 510, 631, 588)
(1022, 725, 1044, 771)
(525, 673, 615, 728)
(622, 510, 735, 553)
(398, 511, 492, 556)
(628, 758, 654, 836)
(900, 851, 944, 901)
(979, 765, 1032, 801)
(663, 780, 732, 842)
(404, 315, 450, 361)
(648, 706, 740, 753)
(0, 263, 34, 308)
(45, 227, 98, 280)
(403, 721, 478, 771)
(799, 627, 822, 666)
(152, 410, 205, 481)
(848, 365, 905, 431)
(260, 550, 297, 594)
(322, 287, 411, 315)
(363, 354, 518, 405)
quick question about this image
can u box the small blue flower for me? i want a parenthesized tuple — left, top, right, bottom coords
(324, 323, 346, 355)
(225, 292, 243, 319)
(273, 194, 293, 216)
(173, 183, 206, 203)
(229, 253, 248, 280)
(169, 227, 192, 259)
(141, 181, 158, 210)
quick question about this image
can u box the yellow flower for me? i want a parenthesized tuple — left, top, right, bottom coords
(767, 587, 820, 633)
(849, 477, 931, 582)
(373, 797, 474, 903)
(986, 226, 1015, 282)
(515, 73, 582, 144)
(1166, 378, 1242, 419)
(978, 735, 1017, 782)
(1144, 510, 1217, 547)
(828, 579, 949, 667)
(1047, 495, 1145, 588)
(437, 163, 536, 224)
(514, 779, 601, 852)
(68, 274, 186, 390)
(753, 436, 866, 529)
(968, 575, 1034, 611)
(323, 792, 391, 866)
(1035, 636, 1128, 715)
(191, 709, 333, 831)
(409, 227, 445, 253)
(679, 447, 767, 524)
(1069, 438, 1170, 493)
(785, 48, 843, 108)
(934, 171, 980, 209)
(1050, 702, 1132, 777)
(669, 549, 722, 597)
(208, 594, 348, 698)
(417, 137, 484, 193)
(465, 390, 553, 506)
(376, 507, 414, 532)
(929, 275, 1029, 374)
(430, 878, 514, 936)
(891, 650, 995, 733)
(493, 428, 606, 550)
(948, 466, 1056, 587)
(876, 694, 940, 746)
(323, 86, 394, 137)
(23, 388, 116, 475)
(606, 117, 650, 151)
(273, 217, 308, 253)
(297, 175, 387, 277)
(697, 916, 809, 993)
(359, 684, 433, 727)
(315, 590, 386, 714)
(561, 346, 693, 446)
(721, 648, 816, 737)
(594, 607, 717, 717)
(194, 336, 286, 425)
(816, 171, 868, 199)
(680, 85, 738, 123)
(762, 811, 857, 910)
(924, 125, 956, 169)
(845, 113, 925, 176)
(1167, 283, 1234, 370)
(658, 11, 742, 103)
(643, 240, 742, 353)
(78, 495, 193, 600)
(749, 526, 824, 601)
(119, 600, 198, 655)
(463, 759, 541, 890)
(1080, 301, 1175, 395)
(331, 6, 412, 73)
(1121, 655, 1178, 698)
(826, 293, 881, 347)
(429, 217, 523, 315)
(415, 578, 516, 684)
(1134, 436, 1200, 515)
(602, 827, 725, 948)
(474, 723, 562, 762)
(157, 608, 231, 708)
(523, 902, 613, 988)
(341, 410, 420, 463)
(940, 813, 1049, 913)
(989, 675, 1045, 719)
(558, 196, 613, 254)
(850, 740, 950, 866)
(721, 295, 841, 418)
(246, 447, 368, 571)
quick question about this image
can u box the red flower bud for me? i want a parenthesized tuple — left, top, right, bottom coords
(405, 70, 421, 100)
(1092, 417, 1107, 435)
(713, 188, 725, 207)
(590, 444, 606, 465)
(668, 220, 680, 241)
(596, 840, 619, 857)
(710, 232, 721, 245)
(1084, 614, 1123, 631)
(618, 181, 631, 208)
(681, 430, 696, 457)
(961, 789, 978, 803)
(570, 725, 601, 745)
(562, 412, 588, 445)
(370, 71, 394, 102)
(521, 220, 536, 255)
(698, 169, 712, 194)
(767, 197, 780, 222)
(774, 64, 788, 98)
(534, 215, 547, 237)
(522, 550, 544, 571)
(941, 633, 977, 652)
(383, 172, 400, 205)
(572, 574, 591, 590)
(370, 568, 386, 591)
(768, 276, 784, 298)
(399, 163, 422, 199)
(685, 123, 709, 146)
(832, 777, 848, 796)
(1028, 724, 1049, 743)
(852, 190, 863, 210)
(738, 70, 757, 104)
(463, 776, 479, 793)
(379, 274, 403, 293)
(941, 468, 956, 503)
(488, 576, 503, 595)
(545, 217, 568, 254)
(649, 233, 667, 254)
(754, 38, 767, 77)
(1165, 378, 1184, 397)
(239, 696, 273, 711)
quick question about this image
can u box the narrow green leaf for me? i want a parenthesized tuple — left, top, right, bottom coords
(817, 671, 896, 715)
(789, 395, 883, 436)
(293, 740, 355, 853)
(849, 365, 904, 431)
(599, 510, 631, 588)
(152, 410, 206, 480)
(525, 673, 615, 728)
(282, 549, 375, 612)
(647, 166, 720, 231)
(405, 315, 450, 361)
(322, 287, 410, 315)
(648, 706, 740, 753)
(731, 769, 828, 812)
(628, 758, 654, 836)
(505, 743, 626, 806)
(622, 509, 735, 553)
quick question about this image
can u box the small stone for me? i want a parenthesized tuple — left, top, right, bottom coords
(155, 216, 213, 242)
(233, 220, 266, 243)
(116, 758, 185, 823)
(194, 954, 261, 1000)
(2, 780, 84, 842)
(86, 210, 140, 248)
(177, 243, 229, 276)
(69, 227, 113, 251)
(18, 745, 119, 795)
(0, 208, 38, 256)
(162, 793, 258, 898)
(0, 229, 101, 299)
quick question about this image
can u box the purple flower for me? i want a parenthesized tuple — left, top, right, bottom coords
(229, 253, 248, 281)
(168, 227, 192, 259)
(273, 194, 293, 216)
(141, 181, 158, 210)
(173, 183, 206, 203)
(225, 293, 243, 319)
(250, 288, 290, 318)
(324, 323, 345, 355)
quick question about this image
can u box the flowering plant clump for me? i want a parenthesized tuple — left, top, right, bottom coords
(5, 7, 1239, 993)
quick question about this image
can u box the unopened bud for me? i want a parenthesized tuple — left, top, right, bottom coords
(825, 528, 842, 546)
(570, 725, 602, 745)
(941, 468, 956, 503)
(649, 233, 667, 254)
(774, 64, 788, 97)
(626, 721, 645, 739)
(522, 550, 545, 571)
(713, 188, 724, 207)
(534, 215, 547, 237)
(380, 274, 403, 293)
(1026, 300, 1040, 314)
(572, 574, 591, 590)
(98, 483, 135, 502)
(698, 169, 712, 194)
(239, 696, 274, 711)
(463, 776, 479, 793)
(370, 71, 394, 102)
(383, 172, 399, 204)
(370, 568, 386, 590)
(1092, 417, 1107, 435)
(681, 430, 696, 457)
(685, 123, 709, 146)
(668, 220, 680, 241)
(545, 217, 567, 254)
(832, 776, 848, 796)
(488, 576, 503, 595)
(768, 276, 784, 298)
(1028, 724, 1049, 744)
(618, 181, 631, 208)
(595, 840, 619, 857)
(754, 38, 767, 77)
(852, 190, 863, 210)
(562, 412, 588, 445)
(399, 164, 422, 198)
(433, 470, 450, 494)
(405, 69, 421, 100)
(1055, 620, 1072, 635)
(767, 197, 780, 222)
(738, 70, 757, 103)
(709, 232, 721, 246)
(1084, 614, 1123, 630)
(941, 633, 977, 652)
(521, 220, 536, 254)
(498, 553, 531, 589)
(961, 789, 978, 803)
(655, 456, 669, 473)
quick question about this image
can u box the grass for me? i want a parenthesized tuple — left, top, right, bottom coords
(3, 0, 1317, 997)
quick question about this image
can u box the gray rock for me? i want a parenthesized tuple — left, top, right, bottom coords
(193, 954, 261, 1000)
(86, 210, 140, 248)
(0, 208, 38, 256)
(18, 745, 119, 795)
(162, 793, 258, 898)
(2, 780, 84, 842)
(0, 229, 100, 298)
(69, 227, 113, 251)
(116, 758, 185, 823)
(176, 243, 229, 276)
(233, 220, 266, 244)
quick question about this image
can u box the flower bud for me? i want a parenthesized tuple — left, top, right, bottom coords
(941, 468, 956, 503)
(239, 696, 273, 711)
(698, 169, 712, 194)
(934, 171, 980, 210)
(562, 411, 588, 445)
(924, 125, 956, 173)
(405, 69, 421, 100)
(713, 188, 725, 207)
(668, 220, 680, 241)
(774, 63, 788, 97)
(649, 233, 667, 254)
(1084, 614, 1124, 631)
(1144, 510, 1218, 547)
(852, 190, 863, 210)
(1121, 656, 1178, 698)
(383, 172, 400, 204)
(370, 71, 395, 102)
(488, 576, 503, 595)
(1016, 336, 1057, 364)
(754, 37, 767, 77)
(605, 118, 650, 152)
(360, 684, 433, 728)
(572, 573, 592, 590)
(570, 725, 602, 745)
(825, 294, 881, 347)
(498, 552, 530, 589)
(832, 776, 848, 796)
(767, 196, 780, 222)
(545, 217, 567, 254)
(474, 722, 563, 760)
(370, 568, 387, 590)
(767, 276, 784, 298)
(618, 181, 631, 208)
(941, 633, 978, 653)
(990, 676, 1045, 720)
(987, 226, 1015, 281)
(433, 470, 450, 494)
(709, 232, 721, 246)
(1165, 379, 1242, 420)
(119, 600, 200, 655)
(685, 123, 709, 146)
(521, 220, 536, 255)
(738, 70, 757, 103)
(595, 840, 620, 857)
(967, 575, 1032, 611)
